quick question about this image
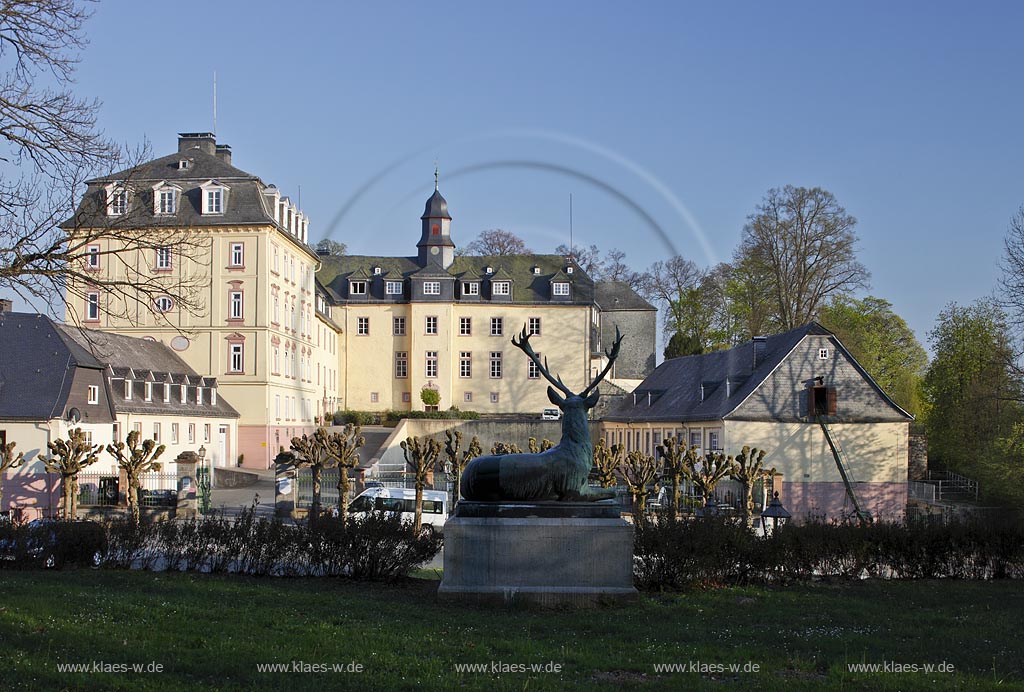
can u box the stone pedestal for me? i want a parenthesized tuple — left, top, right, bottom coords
(175, 451, 199, 518)
(438, 501, 637, 607)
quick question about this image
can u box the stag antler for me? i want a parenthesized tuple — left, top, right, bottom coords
(581, 326, 623, 397)
(512, 326, 573, 397)
(512, 325, 623, 398)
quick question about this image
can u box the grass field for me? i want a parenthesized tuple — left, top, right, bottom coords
(0, 569, 1021, 691)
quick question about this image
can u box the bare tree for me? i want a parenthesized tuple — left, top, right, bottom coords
(289, 433, 329, 524)
(687, 450, 733, 513)
(599, 248, 645, 294)
(43, 427, 100, 519)
(737, 186, 868, 330)
(461, 229, 531, 256)
(555, 243, 602, 276)
(400, 436, 441, 533)
(106, 430, 165, 525)
(314, 238, 347, 257)
(0, 1, 207, 324)
(318, 425, 364, 523)
(0, 439, 26, 513)
(998, 206, 1024, 336)
(728, 445, 773, 527)
(442, 430, 481, 503)
(592, 438, 621, 489)
(490, 441, 522, 455)
(620, 450, 660, 521)
(656, 436, 688, 520)
(527, 437, 554, 453)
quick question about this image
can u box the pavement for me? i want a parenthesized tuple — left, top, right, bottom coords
(209, 467, 276, 517)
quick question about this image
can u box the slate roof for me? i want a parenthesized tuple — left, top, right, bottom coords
(60, 138, 317, 259)
(421, 189, 452, 220)
(594, 281, 656, 312)
(604, 322, 910, 423)
(57, 327, 239, 419)
(0, 312, 105, 421)
(316, 253, 596, 304)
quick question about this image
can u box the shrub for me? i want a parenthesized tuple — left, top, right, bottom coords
(0, 520, 106, 569)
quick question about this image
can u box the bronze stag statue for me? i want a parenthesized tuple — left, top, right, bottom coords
(461, 326, 623, 502)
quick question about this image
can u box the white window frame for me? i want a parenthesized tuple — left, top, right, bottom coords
(124, 380, 132, 400)
(157, 188, 177, 215)
(188, 423, 196, 444)
(154, 296, 173, 313)
(230, 291, 243, 320)
(459, 317, 471, 336)
(425, 351, 438, 379)
(156, 246, 172, 270)
(357, 316, 369, 336)
(153, 422, 161, 443)
(460, 351, 472, 378)
(230, 343, 244, 373)
(170, 423, 179, 444)
(492, 281, 510, 296)
(490, 317, 503, 336)
(107, 185, 128, 216)
(230, 242, 244, 267)
(462, 281, 480, 296)
(552, 282, 570, 296)
(528, 352, 541, 379)
(87, 385, 99, 405)
(86, 245, 100, 270)
(86, 292, 100, 321)
(423, 281, 441, 295)
(393, 317, 406, 336)
(350, 280, 367, 295)
(385, 281, 403, 295)
(819, 348, 830, 360)
(490, 351, 502, 379)
(425, 316, 438, 335)
(528, 317, 542, 335)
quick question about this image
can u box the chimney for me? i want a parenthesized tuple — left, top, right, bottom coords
(753, 336, 767, 367)
(177, 132, 217, 156)
(215, 144, 232, 165)
(0, 298, 11, 313)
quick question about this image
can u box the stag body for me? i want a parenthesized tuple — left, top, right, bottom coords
(461, 327, 621, 502)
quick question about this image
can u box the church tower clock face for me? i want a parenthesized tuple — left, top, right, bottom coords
(430, 246, 439, 255)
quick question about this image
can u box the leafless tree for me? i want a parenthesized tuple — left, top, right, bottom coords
(106, 430, 165, 525)
(0, 439, 26, 514)
(442, 430, 481, 503)
(400, 436, 441, 533)
(736, 185, 868, 330)
(555, 243, 602, 276)
(998, 206, 1024, 337)
(620, 450, 660, 521)
(728, 445, 773, 527)
(43, 427, 100, 519)
(318, 425, 364, 523)
(591, 438, 621, 489)
(0, 1, 207, 324)
(461, 229, 531, 256)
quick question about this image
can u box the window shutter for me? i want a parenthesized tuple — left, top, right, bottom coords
(826, 387, 838, 416)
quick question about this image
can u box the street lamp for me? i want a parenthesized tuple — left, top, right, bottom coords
(760, 491, 791, 536)
(197, 445, 210, 515)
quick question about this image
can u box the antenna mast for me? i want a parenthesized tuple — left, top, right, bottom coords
(213, 71, 217, 136)
(569, 193, 574, 258)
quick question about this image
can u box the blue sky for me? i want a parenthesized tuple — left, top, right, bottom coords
(57, 1, 1024, 350)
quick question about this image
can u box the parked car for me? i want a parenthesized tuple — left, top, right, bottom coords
(0, 519, 106, 568)
(348, 487, 449, 533)
(541, 408, 562, 420)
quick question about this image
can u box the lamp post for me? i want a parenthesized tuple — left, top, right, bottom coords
(760, 491, 791, 536)
(442, 459, 455, 516)
(197, 445, 210, 515)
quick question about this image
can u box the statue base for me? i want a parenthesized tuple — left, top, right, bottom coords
(438, 501, 637, 607)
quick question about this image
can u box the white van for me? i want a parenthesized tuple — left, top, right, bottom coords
(347, 487, 449, 532)
(541, 408, 562, 420)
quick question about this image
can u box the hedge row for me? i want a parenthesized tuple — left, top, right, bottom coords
(634, 516, 1024, 590)
(333, 409, 480, 425)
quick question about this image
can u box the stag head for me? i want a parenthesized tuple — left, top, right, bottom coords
(512, 325, 623, 411)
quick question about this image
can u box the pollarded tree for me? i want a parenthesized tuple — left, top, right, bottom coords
(105, 430, 166, 525)
(687, 449, 733, 511)
(44, 427, 101, 519)
(491, 441, 522, 455)
(729, 446, 773, 527)
(620, 450, 660, 520)
(656, 436, 687, 520)
(400, 436, 442, 533)
(528, 437, 554, 453)
(737, 185, 869, 330)
(592, 438, 622, 489)
(289, 432, 330, 524)
(443, 430, 482, 503)
(0, 440, 27, 512)
(318, 425, 365, 523)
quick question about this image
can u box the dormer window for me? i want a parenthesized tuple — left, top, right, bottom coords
(145, 382, 153, 401)
(566, 266, 574, 274)
(423, 281, 441, 295)
(178, 159, 191, 170)
(492, 281, 510, 296)
(462, 281, 480, 296)
(152, 182, 180, 215)
(350, 280, 367, 296)
(373, 267, 382, 275)
(552, 282, 570, 296)
(532, 266, 541, 275)
(105, 184, 129, 216)
(485, 266, 493, 274)
(180, 384, 187, 403)
(200, 180, 228, 215)
(385, 281, 403, 295)
(124, 380, 132, 400)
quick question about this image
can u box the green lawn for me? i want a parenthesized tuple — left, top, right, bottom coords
(0, 569, 1021, 691)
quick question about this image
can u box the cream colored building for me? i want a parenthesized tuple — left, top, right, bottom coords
(64, 133, 321, 469)
(316, 185, 654, 414)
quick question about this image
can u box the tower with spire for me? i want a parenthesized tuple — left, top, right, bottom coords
(417, 167, 455, 269)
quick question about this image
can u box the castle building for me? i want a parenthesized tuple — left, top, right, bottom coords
(63, 133, 332, 468)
